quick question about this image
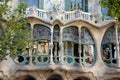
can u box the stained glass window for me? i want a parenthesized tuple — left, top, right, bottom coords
(33, 24, 51, 41)
(81, 27, 94, 44)
(81, 27, 95, 66)
(63, 27, 78, 43)
(33, 24, 51, 55)
(63, 27, 79, 65)
(101, 27, 117, 66)
(53, 25, 60, 42)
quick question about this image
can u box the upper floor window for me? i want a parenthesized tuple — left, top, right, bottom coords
(0, 0, 5, 5)
(101, 7, 110, 19)
(22, 0, 39, 8)
(65, 0, 92, 12)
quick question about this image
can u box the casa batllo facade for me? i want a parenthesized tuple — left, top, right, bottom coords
(0, 0, 120, 80)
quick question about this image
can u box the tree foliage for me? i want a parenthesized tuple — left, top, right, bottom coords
(100, 0, 120, 25)
(0, 0, 31, 60)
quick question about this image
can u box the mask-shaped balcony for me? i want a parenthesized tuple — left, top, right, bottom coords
(25, 7, 93, 23)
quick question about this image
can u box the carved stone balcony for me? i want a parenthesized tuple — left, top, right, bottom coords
(25, 7, 93, 23)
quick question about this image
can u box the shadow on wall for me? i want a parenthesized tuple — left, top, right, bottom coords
(23, 75, 36, 80)
(108, 78, 120, 80)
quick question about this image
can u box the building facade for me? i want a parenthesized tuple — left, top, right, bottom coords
(0, 0, 120, 80)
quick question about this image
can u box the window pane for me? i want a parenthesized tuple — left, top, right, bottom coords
(101, 27, 117, 67)
(25, 0, 39, 7)
(101, 7, 110, 19)
(38, 40, 49, 54)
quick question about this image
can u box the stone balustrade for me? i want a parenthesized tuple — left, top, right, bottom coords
(25, 7, 93, 22)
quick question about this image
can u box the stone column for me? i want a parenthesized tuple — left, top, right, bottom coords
(60, 29, 64, 64)
(78, 27, 82, 67)
(50, 28, 54, 64)
(29, 23, 34, 65)
(115, 25, 120, 67)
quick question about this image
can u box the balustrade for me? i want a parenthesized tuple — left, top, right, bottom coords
(13, 52, 30, 65)
(64, 11, 76, 20)
(63, 10, 92, 21)
(81, 12, 92, 21)
(25, 7, 93, 22)
(26, 7, 48, 20)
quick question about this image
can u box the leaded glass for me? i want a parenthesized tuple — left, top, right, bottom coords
(33, 24, 51, 41)
(53, 25, 60, 64)
(101, 27, 117, 67)
(63, 27, 79, 65)
(81, 27, 94, 44)
(63, 27, 78, 43)
(81, 27, 95, 67)
(53, 25, 60, 42)
(102, 27, 116, 44)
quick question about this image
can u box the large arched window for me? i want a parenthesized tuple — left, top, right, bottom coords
(101, 26, 117, 67)
(53, 25, 60, 64)
(81, 27, 95, 67)
(63, 26, 79, 65)
(33, 24, 51, 65)
(47, 74, 63, 80)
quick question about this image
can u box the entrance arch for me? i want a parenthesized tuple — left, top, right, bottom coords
(74, 77, 90, 80)
(0, 78, 2, 80)
(47, 74, 63, 80)
(23, 75, 36, 80)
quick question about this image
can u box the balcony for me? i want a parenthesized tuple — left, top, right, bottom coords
(25, 7, 93, 23)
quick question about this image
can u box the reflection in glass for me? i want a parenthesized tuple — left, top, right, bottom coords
(25, 0, 39, 8)
(63, 27, 79, 65)
(53, 25, 60, 63)
(64, 41, 73, 55)
(81, 45, 94, 64)
(81, 27, 95, 66)
(101, 7, 110, 19)
(101, 27, 117, 66)
(38, 40, 49, 54)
